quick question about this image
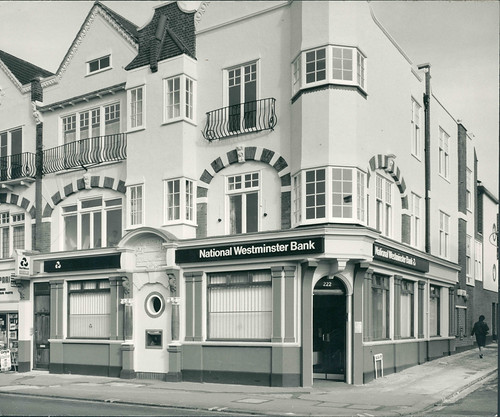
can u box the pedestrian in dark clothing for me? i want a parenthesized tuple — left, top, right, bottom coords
(471, 315, 489, 358)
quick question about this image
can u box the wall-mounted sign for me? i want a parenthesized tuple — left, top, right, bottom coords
(44, 254, 121, 273)
(176, 237, 324, 263)
(373, 243, 429, 272)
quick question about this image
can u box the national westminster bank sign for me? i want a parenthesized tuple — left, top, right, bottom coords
(175, 237, 324, 263)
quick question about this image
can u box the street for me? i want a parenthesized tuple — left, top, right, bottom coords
(419, 375, 497, 416)
(0, 393, 257, 416)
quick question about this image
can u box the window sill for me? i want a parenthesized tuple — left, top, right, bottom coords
(162, 221, 197, 227)
(85, 67, 113, 77)
(291, 82, 367, 104)
(126, 126, 146, 134)
(438, 173, 451, 184)
(411, 153, 422, 162)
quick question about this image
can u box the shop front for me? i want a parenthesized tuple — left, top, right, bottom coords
(0, 271, 19, 371)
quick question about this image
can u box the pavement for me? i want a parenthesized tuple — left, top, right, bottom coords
(0, 343, 497, 416)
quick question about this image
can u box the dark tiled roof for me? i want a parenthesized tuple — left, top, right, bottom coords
(126, 2, 196, 71)
(97, 1, 139, 42)
(0, 49, 53, 85)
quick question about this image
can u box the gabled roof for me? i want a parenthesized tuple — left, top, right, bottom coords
(55, 1, 139, 79)
(96, 1, 139, 42)
(126, 2, 196, 71)
(0, 49, 53, 86)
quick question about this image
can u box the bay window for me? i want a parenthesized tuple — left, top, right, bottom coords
(164, 178, 195, 224)
(292, 45, 366, 95)
(128, 86, 144, 130)
(293, 167, 366, 226)
(164, 75, 195, 123)
(227, 172, 259, 234)
(208, 270, 272, 340)
(68, 279, 110, 338)
(63, 196, 122, 250)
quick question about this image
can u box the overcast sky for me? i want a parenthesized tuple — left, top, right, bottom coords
(0, 1, 498, 193)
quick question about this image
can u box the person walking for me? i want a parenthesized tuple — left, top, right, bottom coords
(471, 315, 489, 358)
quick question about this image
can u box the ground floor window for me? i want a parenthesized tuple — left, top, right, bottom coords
(207, 270, 271, 340)
(400, 280, 414, 338)
(429, 285, 441, 336)
(68, 279, 110, 338)
(372, 274, 390, 340)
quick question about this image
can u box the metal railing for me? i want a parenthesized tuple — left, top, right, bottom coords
(0, 152, 36, 181)
(43, 133, 127, 174)
(203, 97, 277, 141)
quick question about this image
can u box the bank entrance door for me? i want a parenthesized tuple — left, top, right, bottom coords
(313, 277, 346, 381)
(34, 282, 50, 369)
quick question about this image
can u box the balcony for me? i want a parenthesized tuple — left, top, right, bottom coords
(0, 152, 36, 181)
(202, 97, 277, 141)
(43, 133, 127, 174)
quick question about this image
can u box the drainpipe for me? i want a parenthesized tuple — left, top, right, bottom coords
(30, 78, 43, 252)
(417, 64, 431, 254)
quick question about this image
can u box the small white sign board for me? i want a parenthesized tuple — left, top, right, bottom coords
(0, 349, 11, 372)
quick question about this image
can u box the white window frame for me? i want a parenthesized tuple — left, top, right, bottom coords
(411, 98, 422, 159)
(87, 55, 111, 75)
(375, 174, 393, 237)
(62, 196, 123, 251)
(0, 210, 26, 259)
(466, 234, 472, 283)
(226, 171, 260, 234)
(292, 44, 366, 95)
(163, 74, 196, 124)
(292, 166, 366, 227)
(60, 101, 121, 144)
(163, 178, 196, 225)
(411, 193, 422, 248)
(128, 184, 144, 228)
(439, 210, 450, 258)
(439, 127, 450, 180)
(127, 85, 145, 131)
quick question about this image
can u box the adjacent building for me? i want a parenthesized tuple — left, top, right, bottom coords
(0, 1, 497, 386)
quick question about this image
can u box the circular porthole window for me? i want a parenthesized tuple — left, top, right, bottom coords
(145, 292, 166, 318)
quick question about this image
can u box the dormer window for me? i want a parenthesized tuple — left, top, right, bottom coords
(88, 55, 111, 74)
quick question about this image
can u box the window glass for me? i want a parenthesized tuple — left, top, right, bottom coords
(130, 185, 143, 226)
(372, 275, 390, 340)
(130, 87, 144, 128)
(68, 280, 110, 338)
(332, 167, 353, 218)
(332, 47, 353, 81)
(306, 48, 326, 83)
(305, 168, 326, 220)
(227, 172, 260, 234)
(439, 211, 450, 258)
(88, 56, 110, 74)
(208, 270, 272, 340)
(400, 280, 414, 338)
(429, 285, 441, 336)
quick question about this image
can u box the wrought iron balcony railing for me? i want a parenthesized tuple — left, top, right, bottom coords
(43, 133, 127, 174)
(0, 152, 36, 181)
(203, 97, 277, 141)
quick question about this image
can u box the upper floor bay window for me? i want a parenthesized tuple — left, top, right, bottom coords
(61, 102, 121, 144)
(227, 171, 259, 234)
(439, 210, 450, 258)
(128, 184, 144, 227)
(127, 86, 144, 130)
(293, 167, 366, 226)
(63, 196, 122, 250)
(411, 98, 422, 159)
(292, 45, 366, 95)
(439, 127, 450, 180)
(164, 178, 195, 224)
(0, 210, 26, 258)
(376, 174, 393, 237)
(208, 270, 272, 341)
(164, 75, 195, 123)
(87, 55, 111, 75)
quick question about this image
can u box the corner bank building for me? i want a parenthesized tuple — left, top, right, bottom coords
(0, 1, 498, 386)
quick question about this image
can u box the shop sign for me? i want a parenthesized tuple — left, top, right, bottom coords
(16, 254, 31, 277)
(0, 275, 18, 302)
(44, 254, 121, 273)
(0, 350, 11, 372)
(176, 237, 324, 263)
(373, 243, 429, 272)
